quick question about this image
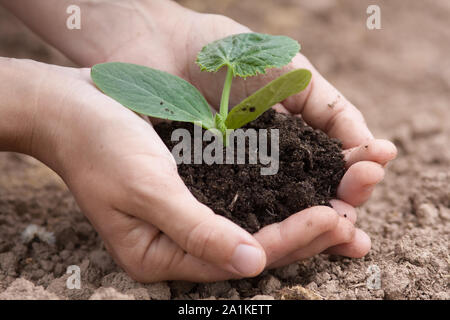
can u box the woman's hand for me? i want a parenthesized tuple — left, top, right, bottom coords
(0, 0, 397, 281)
(1, 58, 390, 284)
(89, 6, 397, 270)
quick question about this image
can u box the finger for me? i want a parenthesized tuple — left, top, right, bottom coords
(272, 102, 292, 114)
(344, 139, 397, 168)
(281, 54, 373, 148)
(337, 161, 385, 206)
(253, 206, 340, 266)
(330, 199, 357, 224)
(99, 215, 238, 282)
(323, 228, 371, 258)
(125, 163, 266, 278)
(268, 216, 356, 268)
(268, 200, 357, 268)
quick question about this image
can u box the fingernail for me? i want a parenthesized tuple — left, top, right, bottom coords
(231, 244, 264, 276)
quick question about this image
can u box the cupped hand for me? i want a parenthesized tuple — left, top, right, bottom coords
(95, 7, 396, 273)
(14, 4, 397, 282)
(19, 60, 267, 282)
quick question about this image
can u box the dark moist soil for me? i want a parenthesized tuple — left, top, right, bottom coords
(154, 110, 346, 233)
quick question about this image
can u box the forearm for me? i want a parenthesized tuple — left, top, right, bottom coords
(0, 0, 187, 66)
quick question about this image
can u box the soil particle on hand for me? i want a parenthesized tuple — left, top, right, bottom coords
(154, 109, 346, 233)
(327, 95, 340, 109)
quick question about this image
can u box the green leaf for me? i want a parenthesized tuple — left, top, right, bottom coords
(91, 62, 214, 128)
(196, 33, 300, 78)
(225, 69, 312, 129)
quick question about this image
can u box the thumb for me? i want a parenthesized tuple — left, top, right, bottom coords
(128, 165, 266, 278)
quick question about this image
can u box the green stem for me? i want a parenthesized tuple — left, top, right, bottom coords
(219, 67, 233, 119)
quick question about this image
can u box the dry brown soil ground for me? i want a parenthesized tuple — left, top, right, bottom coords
(0, 0, 448, 300)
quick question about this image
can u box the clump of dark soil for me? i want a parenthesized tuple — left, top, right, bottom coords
(154, 109, 346, 233)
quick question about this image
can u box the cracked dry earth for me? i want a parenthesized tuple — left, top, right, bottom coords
(0, 0, 449, 299)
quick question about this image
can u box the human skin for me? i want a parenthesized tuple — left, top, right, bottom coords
(0, 0, 397, 282)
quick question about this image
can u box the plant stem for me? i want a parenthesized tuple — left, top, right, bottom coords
(219, 67, 233, 119)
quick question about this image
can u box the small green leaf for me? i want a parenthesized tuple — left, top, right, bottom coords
(91, 62, 214, 128)
(225, 69, 312, 129)
(196, 33, 300, 78)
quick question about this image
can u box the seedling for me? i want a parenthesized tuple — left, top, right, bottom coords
(91, 33, 312, 144)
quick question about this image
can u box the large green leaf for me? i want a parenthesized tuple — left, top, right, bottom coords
(196, 33, 300, 78)
(225, 69, 312, 129)
(91, 62, 214, 128)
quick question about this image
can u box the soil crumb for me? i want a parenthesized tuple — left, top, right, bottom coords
(154, 110, 346, 233)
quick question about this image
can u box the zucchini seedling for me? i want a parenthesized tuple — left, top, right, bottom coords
(91, 33, 312, 144)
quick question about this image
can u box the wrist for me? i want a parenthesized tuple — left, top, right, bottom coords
(0, 58, 68, 175)
(0, 58, 40, 154)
